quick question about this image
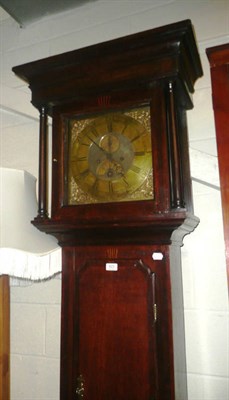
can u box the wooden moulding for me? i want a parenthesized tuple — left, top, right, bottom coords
(12, 20, 202, 113)
(207, 43, 229, 292)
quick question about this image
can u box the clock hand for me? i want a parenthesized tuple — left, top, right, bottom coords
(86, 135, 105, 153)
(87, 134, 116, 160)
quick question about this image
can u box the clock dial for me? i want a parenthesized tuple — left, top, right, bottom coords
(67, 106, 153, 204)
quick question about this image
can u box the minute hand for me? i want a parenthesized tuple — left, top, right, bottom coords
(86, 135, 107, 154)
(87, 134, 117, 162)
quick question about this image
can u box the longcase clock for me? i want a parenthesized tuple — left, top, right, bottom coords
(13, 20, 203, 400)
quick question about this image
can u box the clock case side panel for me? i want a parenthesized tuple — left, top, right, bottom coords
(60, 248, 77, 399)
(164, 81, 194, 214)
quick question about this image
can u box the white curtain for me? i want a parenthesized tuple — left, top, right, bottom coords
(0, 168, 61, 281)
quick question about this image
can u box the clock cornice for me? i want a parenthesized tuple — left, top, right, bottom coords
(13, 19, 202, 114)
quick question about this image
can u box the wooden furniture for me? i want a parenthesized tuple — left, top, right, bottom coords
(207, 44, 229, 291)
(13, 20, 202, 399)
(0, 276, 10, 400)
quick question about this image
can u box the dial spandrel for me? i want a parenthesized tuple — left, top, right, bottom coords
(67, 106, 153, 204)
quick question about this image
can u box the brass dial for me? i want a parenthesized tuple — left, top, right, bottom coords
(67, 108, 153, 204)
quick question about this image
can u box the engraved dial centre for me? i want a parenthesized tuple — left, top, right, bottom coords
(88, 132, 134, 181)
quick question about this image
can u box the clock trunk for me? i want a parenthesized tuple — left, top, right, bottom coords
(60, 244, 186, 400)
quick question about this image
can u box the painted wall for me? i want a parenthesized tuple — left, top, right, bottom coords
(0, 1, 228, 399)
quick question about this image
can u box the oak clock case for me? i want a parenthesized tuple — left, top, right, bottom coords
(12, 20, 203, 400)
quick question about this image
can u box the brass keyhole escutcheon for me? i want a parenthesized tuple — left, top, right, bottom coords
(76, 375, 85, 398)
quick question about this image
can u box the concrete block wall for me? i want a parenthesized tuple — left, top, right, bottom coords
(182, 182, 228, 400)
(0, 1, 228, 399)
(10, 278, 61, 400)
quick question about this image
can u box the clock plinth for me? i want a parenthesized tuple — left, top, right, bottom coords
(13, 20, 202, 400)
